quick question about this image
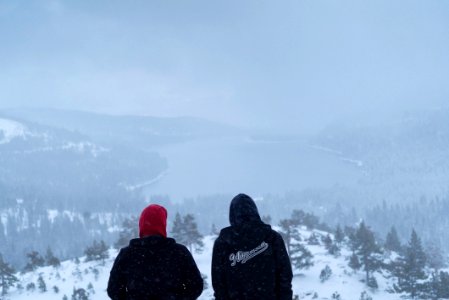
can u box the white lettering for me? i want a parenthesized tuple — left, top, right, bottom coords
(229, 242, 269, 267)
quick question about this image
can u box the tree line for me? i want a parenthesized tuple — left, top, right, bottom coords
(276, 209, 449, 299)
(1, 208, 448, 299)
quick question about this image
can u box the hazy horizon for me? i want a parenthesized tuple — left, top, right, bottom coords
(1, 0, 449, 134)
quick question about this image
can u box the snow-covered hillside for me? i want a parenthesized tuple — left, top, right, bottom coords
(0, 118, 28, 144)
(4, 230, 403, 300)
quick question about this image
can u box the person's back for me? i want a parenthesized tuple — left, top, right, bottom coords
(212, 194, 293, 300)
(108, 204, 203, 300)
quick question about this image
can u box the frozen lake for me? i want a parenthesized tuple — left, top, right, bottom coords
(144, 137, 362, 200)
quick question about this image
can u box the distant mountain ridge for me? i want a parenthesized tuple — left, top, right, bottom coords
(0, 112, 167, 212)
(1, 108, 242, 148)
(312, 109, 449, 202)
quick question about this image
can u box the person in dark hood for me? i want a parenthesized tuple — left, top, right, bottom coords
(107, 204, 203, 300)
(212, 194, 293, 300)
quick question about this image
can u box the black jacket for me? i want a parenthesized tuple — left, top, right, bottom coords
(212, 194, 293, 300)
(107, 236, 203, 300)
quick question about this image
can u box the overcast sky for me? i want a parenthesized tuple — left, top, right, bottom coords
(1, 0, 449, 133)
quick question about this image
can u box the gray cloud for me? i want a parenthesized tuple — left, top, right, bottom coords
(1, 0, 449, 133)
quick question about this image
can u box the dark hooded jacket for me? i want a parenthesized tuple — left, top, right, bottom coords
(107, 236, 203, 300)
(212, 194, 293, 300)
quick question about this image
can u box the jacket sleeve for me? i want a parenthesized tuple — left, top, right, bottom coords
(107, 249, 127, 300)
(178, 246, 204, 299)
(273, 232, 293, 300)
(211, 237, 229, 300)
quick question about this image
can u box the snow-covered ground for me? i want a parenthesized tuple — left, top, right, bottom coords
(0, 118, 28, 144)
(5, 230, 402, 300)
(289, 229, 398, 300)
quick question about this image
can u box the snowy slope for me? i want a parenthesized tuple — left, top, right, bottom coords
(290, 229, 398, 300)
(0, 118, 28, 144)
(5, 233, 402, 300)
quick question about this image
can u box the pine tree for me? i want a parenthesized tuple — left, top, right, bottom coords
(16, 283, 23, 292)
(329, 243, 341, 257)
(344, 225, 356, 240)
(385, 226, 402, 253)
(45, 247, 61, 268)
(354, 222, 382, 286)
(323, 234, 340, 256)
(84, 240, 109, 262)
(331, 292, 341, 300)
(290, 210, 306, 226)
(24, 250, 45, 272)
(0, 254, 18, 296)
(426, 241, 446, 271)
(26, 282, 36, 291)
(367, 275, 378, 289)
(278, 218, 302, 257)
(171, 212, 186, 245)
(38, 274, 47, 292)
(349, 252, 361, 272)
(334, 225, 344, 244)
(289, 209, 323, 230)
(71, 287, 89, 300)
(347, 230, 358, 252)
(290, 243, 313, 271)
(425, 271, 441, 300)
(114, 216, 138, 248)
(437, 271, 449, 298)
(319, 265, 332, 282)
(278, 219, 294, 256)
(87, 282, 94, 294)
(359, 291, 373, 300)
(394, 229, 427, 298)
(323, 234, 333, 250)
(183, 214, 204, 253)
(307, 233, 320, 245)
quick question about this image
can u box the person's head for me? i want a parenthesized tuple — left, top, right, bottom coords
(139, 204, 167, 238)
(229, 193, 262, 227)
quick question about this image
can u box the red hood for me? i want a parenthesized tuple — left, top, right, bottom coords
(139, 204, 167, 238)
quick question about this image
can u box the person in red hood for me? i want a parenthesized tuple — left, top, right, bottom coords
(107, 204, 203, 300)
